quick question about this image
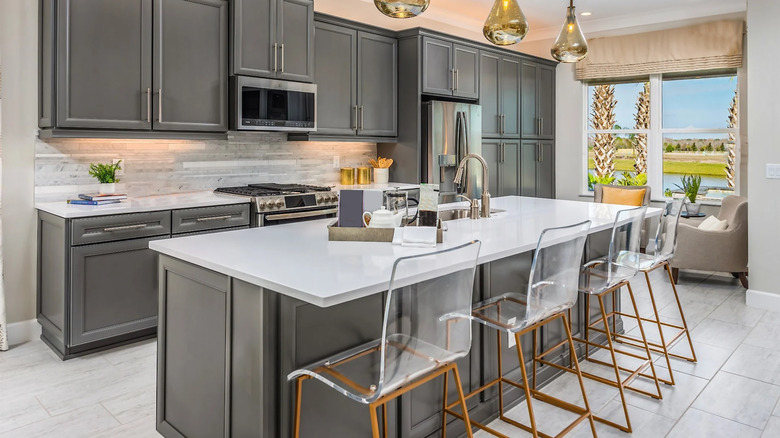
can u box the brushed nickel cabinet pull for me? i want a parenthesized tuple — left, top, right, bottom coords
(104, 224, 148, 232)
(196, 215, 233, 222)
(352, 105, 358, 131)
(280, 43, 285, 73)
(455, 69, 459, 91)
(145, 88, 151, 123)
(273, 43, 278, 72)
(359, 106, 364, 131)
(540, 117, 544, 135)
(158, 89, 162, 123)
(500, 143, 505, 163)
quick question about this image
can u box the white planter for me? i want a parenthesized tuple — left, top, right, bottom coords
(373, 168, 389, 184)
(686, 201, 701, 215)
(99, 183, 117, 195)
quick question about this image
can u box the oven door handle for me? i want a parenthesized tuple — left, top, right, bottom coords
(264, 208, 338, 221)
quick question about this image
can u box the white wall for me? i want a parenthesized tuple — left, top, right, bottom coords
(0, 0, 38, 325)
(746, 0, 780, 305)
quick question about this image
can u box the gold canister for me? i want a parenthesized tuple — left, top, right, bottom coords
(357, 167, 371, 185)
(340, 167, 356, 185)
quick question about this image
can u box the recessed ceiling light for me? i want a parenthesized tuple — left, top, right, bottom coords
(581, 12, 592, 16)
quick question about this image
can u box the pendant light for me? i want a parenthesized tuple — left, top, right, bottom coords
(483, 0, 529, 46)
(551, 0, 588, 62)
(374, 0, 430, 19)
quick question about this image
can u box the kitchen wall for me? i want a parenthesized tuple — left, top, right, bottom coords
(35, 135, 376, 201)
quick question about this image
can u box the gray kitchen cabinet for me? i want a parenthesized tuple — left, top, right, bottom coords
(482, 139, 520, 197)
(480, 52, 521, 139)
(421, 36, 479, 99)
(37, 202, 250, 360)
(231, 0, 314, 83)
(521, 62, 555, 139)
(521, 140, 555, 199)
(40, 0, 227, 135)
(313, 20, 397, 138)
(153, 0, 228, 132)
(53, 0, 153, 130)
(481, 139, 501, 196)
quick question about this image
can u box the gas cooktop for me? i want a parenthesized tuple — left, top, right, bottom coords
(215, 183, 338, 213)
(215, 183, 332, 198)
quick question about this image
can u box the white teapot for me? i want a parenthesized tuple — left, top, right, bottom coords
(363, 207, 403, 228)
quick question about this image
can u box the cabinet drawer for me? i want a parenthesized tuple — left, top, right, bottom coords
(172, 204, 250, 234)
(71, 211, 172, 245)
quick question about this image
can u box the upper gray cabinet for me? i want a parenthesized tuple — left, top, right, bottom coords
(232, 0, 314, 83)
(154, 0, 228, 132)
(40, 0, 228, 134)
(422, 36, 479, 100)
(521, 62, 555, 139)
(313, 20, 397, 138)
(480, 51, 520, 139)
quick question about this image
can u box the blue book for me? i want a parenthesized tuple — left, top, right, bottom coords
(78, 193, 127, 201)
(67, 199, 123, 206)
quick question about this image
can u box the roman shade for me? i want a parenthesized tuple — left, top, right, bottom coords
(576, 20, 744, 81)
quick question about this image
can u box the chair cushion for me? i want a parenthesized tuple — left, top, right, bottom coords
(697, 215, 729, 231)
(601, 186, 647, 206)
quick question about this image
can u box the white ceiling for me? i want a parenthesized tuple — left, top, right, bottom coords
(316, 0, 746, 45)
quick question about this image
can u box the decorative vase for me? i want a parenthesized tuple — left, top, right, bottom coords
(686, 201, 701, 215)
(99, 183, 117, 195)
(373, 168, 389, 185)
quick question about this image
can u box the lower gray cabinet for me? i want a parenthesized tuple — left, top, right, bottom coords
(482, 139, 520, 198)
(520, 141, 555, 199)
(70, 236, 167, 346)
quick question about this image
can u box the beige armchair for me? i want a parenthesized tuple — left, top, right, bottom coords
(670, 195, 748, 288)
(594, 184, 652, 250)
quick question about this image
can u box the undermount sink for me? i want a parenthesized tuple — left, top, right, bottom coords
(439, 208, 505, 221)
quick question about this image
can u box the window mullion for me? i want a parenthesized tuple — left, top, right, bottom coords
(647, 74, 664, 198)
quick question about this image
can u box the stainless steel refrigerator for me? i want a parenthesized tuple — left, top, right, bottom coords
(422, 101, 482, 203)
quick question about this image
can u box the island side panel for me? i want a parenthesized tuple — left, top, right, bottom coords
(157, 256, 230, 438)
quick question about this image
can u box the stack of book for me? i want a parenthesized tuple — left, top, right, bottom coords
(67, 193, 128, 206)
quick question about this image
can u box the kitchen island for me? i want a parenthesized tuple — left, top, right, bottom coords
(150, 196, 660, 438)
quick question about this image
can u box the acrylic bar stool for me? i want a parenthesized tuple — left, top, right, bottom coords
(460, 221, 596, 438)
(612, 199, 697, 385)
(551, 206, 662, 433)
(287, 240, 481, 438)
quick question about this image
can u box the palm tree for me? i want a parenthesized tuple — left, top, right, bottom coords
(633, 82, 650, 174)
(591, 85, 616, 179)
(726, 90, 738, 188)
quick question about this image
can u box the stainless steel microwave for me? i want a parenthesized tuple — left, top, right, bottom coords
(230, 76, 316, 132)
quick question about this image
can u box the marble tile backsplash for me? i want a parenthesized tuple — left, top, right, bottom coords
(35, 132, 377, 201)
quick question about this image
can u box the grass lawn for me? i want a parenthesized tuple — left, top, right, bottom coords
(588, 158, 727, 176)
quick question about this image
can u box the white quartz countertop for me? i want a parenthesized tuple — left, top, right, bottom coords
(149, 196, 661, 308)
(36, 191, 250, 219)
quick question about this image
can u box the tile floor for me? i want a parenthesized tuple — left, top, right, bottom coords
(0, 270, 777, 437)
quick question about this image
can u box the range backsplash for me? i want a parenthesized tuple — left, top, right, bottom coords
(35, 132, 376, 201)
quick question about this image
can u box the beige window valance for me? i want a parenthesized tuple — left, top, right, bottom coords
(576, 20, 744, 81)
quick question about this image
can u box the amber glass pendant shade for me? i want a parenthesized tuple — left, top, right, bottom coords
(483, 0, 529, 46)
(551, 1, 588, 62)
(374, 0, 430, 19)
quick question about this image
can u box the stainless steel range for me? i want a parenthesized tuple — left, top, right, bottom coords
(215, 183, 338, 227)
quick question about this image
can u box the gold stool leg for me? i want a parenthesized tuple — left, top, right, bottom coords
(442, 367, 450, 438)
(643, 270, 675, 385)
(515, 333, 540, 438)
(664, 261, 698, 362)
(625, 282, 663, 399)
(597, 293, 633, 433)
(369, 402, 381, 438)
(497, 329, 507, 422)
(382, 403, 388, 438)
(452, 364, 475, 438)
(562, 312, 597, 437)
(294, 376, 304, 438)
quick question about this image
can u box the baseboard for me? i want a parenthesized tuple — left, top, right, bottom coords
(7, 319, 42, 346)
(746, 289, 780, 313)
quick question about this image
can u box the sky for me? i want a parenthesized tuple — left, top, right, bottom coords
(588, 76, 738, 131)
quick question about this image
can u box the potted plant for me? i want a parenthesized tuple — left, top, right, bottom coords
(675, 174, 702, 215)
(88, 160, 122, 194)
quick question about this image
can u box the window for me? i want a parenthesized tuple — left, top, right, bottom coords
(585, 74, 739, 201)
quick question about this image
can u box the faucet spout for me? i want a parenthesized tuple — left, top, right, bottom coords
(453, 153, 491, 218)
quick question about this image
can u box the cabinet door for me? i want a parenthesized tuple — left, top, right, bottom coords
(520, 62, 538, 138)
(538, 65, 555, 138)
(501, 140, 520, 196)
(421, 37, 453, 96)
(481, 139, 502, 197)
(232, 0, 276, 78)
(453, 44, 479, 100)
(314, 22, 357, 136)
(537, 141, 555, 198)
(278, 0, 314, 83)
(70, 236, 167, 346)
(154, 0, 228, 132)
(358, 32, 398, 137)
(520, 141, 538, 197)
(500, 56, 521, 138)
(480, 52, 501, 138)
(56, 0, 152, 130)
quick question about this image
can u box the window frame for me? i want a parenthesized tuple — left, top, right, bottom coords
(582, 73, 740, 203)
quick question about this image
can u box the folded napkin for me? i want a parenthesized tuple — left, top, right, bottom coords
(392, 226, 437, 248)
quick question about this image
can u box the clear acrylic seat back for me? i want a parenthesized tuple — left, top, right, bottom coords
(650, 199, 684, 264)
(605, 206, 648, 287)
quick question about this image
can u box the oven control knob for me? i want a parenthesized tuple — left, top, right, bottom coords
(275, 200, 285, 208)
(258, 202, 267, 210)
(330, 195, 339, 203)
(316, 196, 324, 204)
